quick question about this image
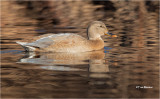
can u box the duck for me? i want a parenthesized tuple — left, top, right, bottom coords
(16, 21, 117, 52)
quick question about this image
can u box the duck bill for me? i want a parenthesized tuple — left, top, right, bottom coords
(105, 32, 117, 37)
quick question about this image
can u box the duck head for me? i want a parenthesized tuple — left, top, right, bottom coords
(87, 21, 117, 40)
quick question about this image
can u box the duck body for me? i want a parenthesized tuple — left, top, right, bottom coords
(17, 33, 104, 52)
(16, 21, 116, 52)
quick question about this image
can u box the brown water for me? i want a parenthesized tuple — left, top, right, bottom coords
(1, 1, 159, 98)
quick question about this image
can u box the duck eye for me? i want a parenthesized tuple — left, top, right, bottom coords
(100, 26, 103, 28)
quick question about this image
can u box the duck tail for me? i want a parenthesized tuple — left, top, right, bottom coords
(16, 41, 36, 51)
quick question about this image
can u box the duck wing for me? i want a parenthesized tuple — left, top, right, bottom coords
(16, 34, 54, 51)
(25, 37, 54, 48)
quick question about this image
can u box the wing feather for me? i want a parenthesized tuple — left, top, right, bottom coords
(24, 37, 54, 48)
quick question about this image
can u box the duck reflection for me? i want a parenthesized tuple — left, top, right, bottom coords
(18, 49, 111, 77)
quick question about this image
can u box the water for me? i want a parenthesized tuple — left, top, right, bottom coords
(1, 1, 159, 98)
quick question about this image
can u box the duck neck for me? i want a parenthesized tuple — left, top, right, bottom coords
(88, 38, 104, 50)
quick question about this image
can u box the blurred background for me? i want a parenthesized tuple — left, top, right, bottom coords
(1, 0, 159, 98)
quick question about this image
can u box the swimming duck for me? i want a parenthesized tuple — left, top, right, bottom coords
(16, 21, 117, 52)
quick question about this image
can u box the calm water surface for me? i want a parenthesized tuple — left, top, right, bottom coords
(1, 1, 159, 98)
